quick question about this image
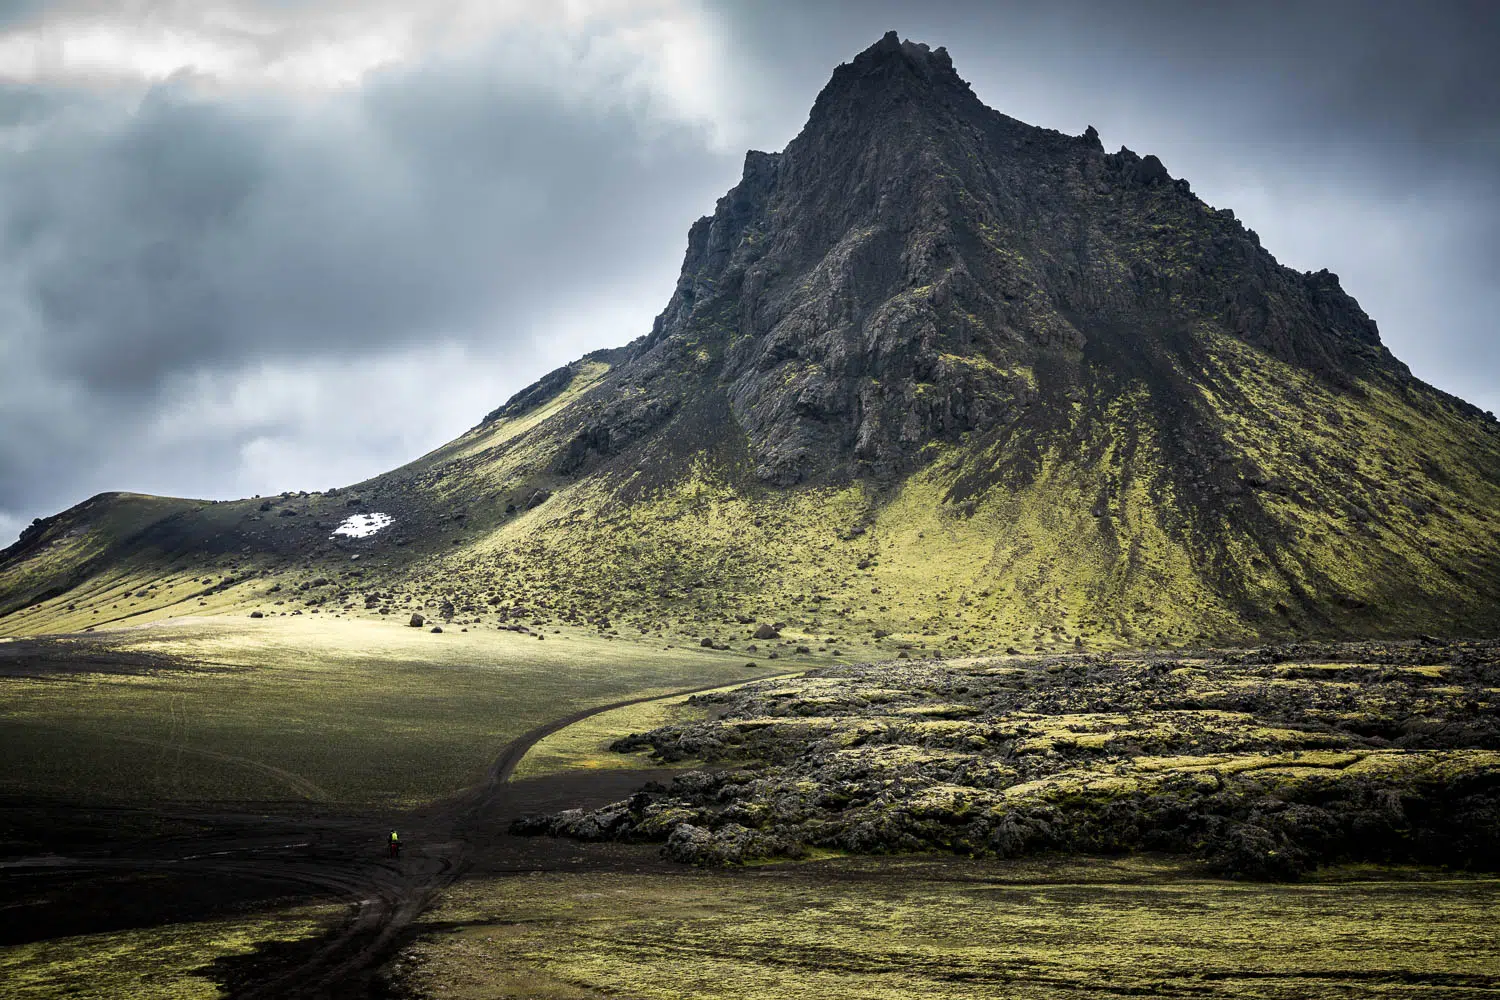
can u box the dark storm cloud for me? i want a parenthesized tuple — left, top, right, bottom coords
(1092, 0, 1499, 152)
(0, 22, 741, 533)
(2, 64, 728, 396)
(0, 0, 43, 27)
(711, 0, 1500, 198)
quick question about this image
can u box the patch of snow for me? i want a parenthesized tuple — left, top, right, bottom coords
(331, 512, 394, 539)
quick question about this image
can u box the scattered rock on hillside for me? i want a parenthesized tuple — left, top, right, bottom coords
(753, 623, 780, 639)
(410, 613, 425, 628)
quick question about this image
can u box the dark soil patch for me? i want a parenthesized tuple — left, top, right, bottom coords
(0, 634, 228, 678)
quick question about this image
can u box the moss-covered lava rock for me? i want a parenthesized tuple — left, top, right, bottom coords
(513, 639, 1500, 878)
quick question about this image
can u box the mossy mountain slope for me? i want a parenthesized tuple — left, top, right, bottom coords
(4, 33, 1500, 651)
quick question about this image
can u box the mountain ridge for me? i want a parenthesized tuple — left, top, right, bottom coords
(4, 32, 1499, 651)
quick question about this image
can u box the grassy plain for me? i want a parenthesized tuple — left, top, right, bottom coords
(397, 857, 1500, 999)
(0, 617, 786, 807)
(0, 616, 807, 1000)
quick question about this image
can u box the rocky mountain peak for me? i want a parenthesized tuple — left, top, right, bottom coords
(609, 35, 1408, 488)
(796, 31, 984, 152)
(829, 30, 963, 92)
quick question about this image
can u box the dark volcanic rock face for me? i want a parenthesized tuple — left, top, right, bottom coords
(594, 32, 1403, 486)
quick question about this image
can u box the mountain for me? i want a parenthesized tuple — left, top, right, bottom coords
(4, 32, 1500, 652)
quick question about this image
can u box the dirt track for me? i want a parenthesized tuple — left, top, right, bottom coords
(0, 677, 777, 998)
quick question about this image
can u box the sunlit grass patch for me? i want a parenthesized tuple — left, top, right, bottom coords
(396, 859, 1500, 999)
(0, 617, 769, 806)
(513, 674, 804, 780)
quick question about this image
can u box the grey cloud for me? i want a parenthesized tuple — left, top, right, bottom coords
(0, 35, 740, 532)
(2, 61, 732, 397)
(716, 0, 1499, 180)
(1091, 0, 1499, 151)
(0, 0, 43, 27)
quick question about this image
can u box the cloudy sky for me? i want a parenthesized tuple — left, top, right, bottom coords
(1, 0, 1495, 544)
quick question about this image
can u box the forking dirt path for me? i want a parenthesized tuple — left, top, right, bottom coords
(239, 677, 759, 999)
(0, 675, 786, 999)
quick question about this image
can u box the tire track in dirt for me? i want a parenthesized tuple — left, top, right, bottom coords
(112, 734, 332, 800)
(234, 672, 791, 999)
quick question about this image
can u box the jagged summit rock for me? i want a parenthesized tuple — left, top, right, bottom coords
(4, 34, 1499, 648)
(815, 30, 966, 102)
